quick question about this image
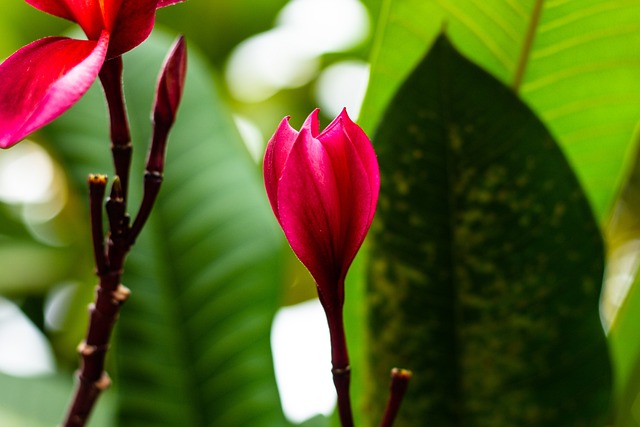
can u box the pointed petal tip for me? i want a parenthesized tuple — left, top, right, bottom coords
(302, 109, 321, 136)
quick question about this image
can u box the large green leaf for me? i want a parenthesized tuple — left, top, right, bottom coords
(45, 31, 287, 426)
(364, 35, 610, 426)
(360, 0, 640, 222)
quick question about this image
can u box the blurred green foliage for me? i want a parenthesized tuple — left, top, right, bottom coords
(2, 1, 640, 426)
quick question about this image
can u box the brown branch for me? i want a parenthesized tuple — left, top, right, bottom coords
(63, 36, 186, 427)
(99, 57, 132, 202)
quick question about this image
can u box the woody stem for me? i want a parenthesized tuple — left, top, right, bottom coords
(99, 56, 132, 201)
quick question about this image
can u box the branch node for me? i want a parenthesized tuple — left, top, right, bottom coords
(95, 373, 112, 391)
(112, 284, 131, 304)
(332, 366, 351, 375)
(77, 342, 94, 357)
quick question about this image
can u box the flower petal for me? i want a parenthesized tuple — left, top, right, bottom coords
(278, 128, 343, 298)
(320, 108, 380, 225)
(108, 0, 159, 57)
(157, 0, 185, 7)
(0, 33, 109, 148)
(302, 108, 320, 137)
(263, 116, 299, 221)
(24, 0, 74, 22)
(278, 128, 374, 306)
(152, 35, 187, 128)
(26, 0, 106, 40)
(316, 118, 374, 277)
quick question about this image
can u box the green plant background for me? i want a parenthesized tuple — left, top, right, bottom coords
(1, 1, 640, 426)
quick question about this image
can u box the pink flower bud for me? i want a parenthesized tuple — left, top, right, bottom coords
(147, 36, 187, 174)
(152, 36, 187, 130)
(264, 109, 380, 308)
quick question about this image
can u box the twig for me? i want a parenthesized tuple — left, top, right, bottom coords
(379, 368, 412, 427)
(62, 36, 187, 427)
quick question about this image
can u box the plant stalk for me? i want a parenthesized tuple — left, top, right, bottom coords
(326, 299, 354, 427)
(99, 56, 132, 202)
(379, 368, 412, 427)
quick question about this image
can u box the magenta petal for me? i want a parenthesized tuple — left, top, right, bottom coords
(277, 126, 374, 303)
(157, 0, 185, 7)
(24, 0, 74, 22)
(152, 35, 187, 127)
(302, 108, 320, 137)
(278, 128, 343, 297)
(264, 116, 299, 221)
(316, 119, 374, 276)
(108, 0, 159, 57)
(321, 109, 380, 224)
(0, 33, 109, 148)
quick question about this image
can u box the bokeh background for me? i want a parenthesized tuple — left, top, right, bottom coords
(0, 0, 374, 425)
(2, 1, 640, 426)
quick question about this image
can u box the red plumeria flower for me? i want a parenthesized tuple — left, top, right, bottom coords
(264, 108, 380, 310)
(0, 0, 185, 148)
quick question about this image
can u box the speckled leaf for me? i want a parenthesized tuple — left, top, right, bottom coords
(364, 35, 611, 426)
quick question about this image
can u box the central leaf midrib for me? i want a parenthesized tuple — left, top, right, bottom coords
(512, 0, 545, 91)
(149, 210, 208, 427)
(438, 38, 465, 426)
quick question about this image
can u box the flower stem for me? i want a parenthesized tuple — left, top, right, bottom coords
(326, 303, 354, 427)
(99, 56, 132, 202)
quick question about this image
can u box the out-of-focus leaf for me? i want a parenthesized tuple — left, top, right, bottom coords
(0, 0, 75, 58)
(45, 31, 287, 426)
(0, 241, 71, 294)
(0, 373, 113, 427)
(606, 174, 640, 426)
(609, 266, 640, 427)
(298, 414, 330, 427)
(365, 35, 610, 426)
(360, 0, 640, 222)
(156, 0, 289, 66)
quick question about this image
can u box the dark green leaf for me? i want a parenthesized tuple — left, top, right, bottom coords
(364, 34, 610, 426)
(46, 31, 287, 427)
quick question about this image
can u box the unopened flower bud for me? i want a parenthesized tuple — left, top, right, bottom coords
(152, 36, 187, 129)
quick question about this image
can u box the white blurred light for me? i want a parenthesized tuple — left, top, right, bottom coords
(271, 299, 336, 423)
(226, 29, 320, 102)
(0, 298, 55, 377)
(44, 282, 78, 332)
(0, 141, 54, 204)
(234, 115, 265, 163)
(226, 0, 369, 103)
(315, 60, 370, 119)
(277, 0, 370, 54)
